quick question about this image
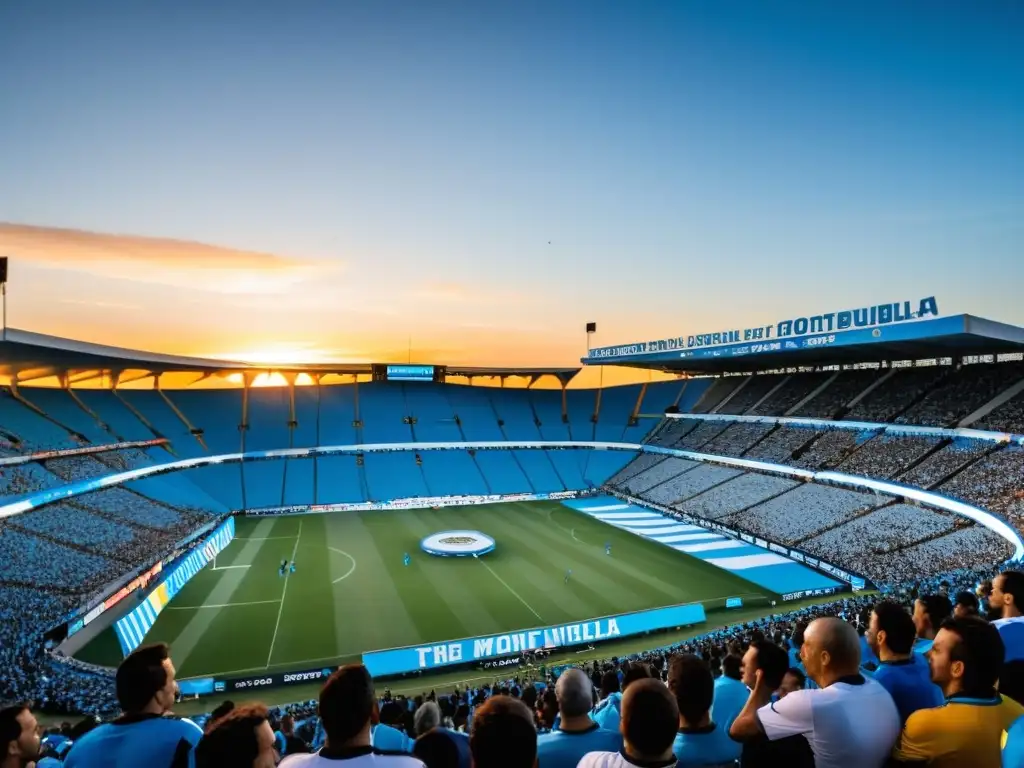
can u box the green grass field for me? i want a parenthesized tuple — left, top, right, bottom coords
(77, 501, 772, 680)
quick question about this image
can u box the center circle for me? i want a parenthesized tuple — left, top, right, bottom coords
(420, 530, 496, 558)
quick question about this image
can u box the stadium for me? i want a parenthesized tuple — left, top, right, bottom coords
(2, 293, 1024, 736)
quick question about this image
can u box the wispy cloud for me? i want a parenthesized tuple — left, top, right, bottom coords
(0, 223, 338, 295)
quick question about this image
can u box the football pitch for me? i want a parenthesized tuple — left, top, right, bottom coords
(79, 501, 772, 679)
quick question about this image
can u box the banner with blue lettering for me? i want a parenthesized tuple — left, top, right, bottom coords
(362, 602, 706, 676)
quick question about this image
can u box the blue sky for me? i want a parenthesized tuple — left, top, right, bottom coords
(0, 1, 1021, 366)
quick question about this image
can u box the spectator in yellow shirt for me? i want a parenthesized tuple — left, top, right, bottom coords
(892, 616, 1024, 767)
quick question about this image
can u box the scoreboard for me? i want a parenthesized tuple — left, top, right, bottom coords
(372, 364, 446, 383)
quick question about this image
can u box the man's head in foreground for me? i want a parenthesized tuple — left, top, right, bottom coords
(470, 696, 537, 768)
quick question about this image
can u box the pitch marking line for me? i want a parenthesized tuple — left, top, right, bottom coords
(328, 547, 357, 584)
(166, 599, 281, 611)
(266, 519, 303, 667)
(473, 555, 544, 623)
(545, 507, 583, 543)
(232, 536, 298, 541)
(211, 555, 251, 571)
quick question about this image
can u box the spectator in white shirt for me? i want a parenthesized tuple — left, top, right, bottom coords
(730, 618, 900, 768)
(578, 678, 680, 768)
(281, 665, 424, 768)
(469, 696, 537, 768)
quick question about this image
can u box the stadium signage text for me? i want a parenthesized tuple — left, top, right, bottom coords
(417, 619, 621, 668)
(362, 602, 707, 676)
(588, 296, 939, 359)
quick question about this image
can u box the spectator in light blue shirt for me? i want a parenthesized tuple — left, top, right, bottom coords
(591, 670, 623, 732)
(64, 643, 202, 768)
(538, 669, 621, 768)
(866, 600, 943, 724)
(1003, 714, 1024, 768)
(710, 655, 748, 735)
(990, 572, 1024, 662)
(668, 654, 740, 766)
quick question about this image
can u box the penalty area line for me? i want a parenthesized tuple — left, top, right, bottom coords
(473, 555, 544, 624)
(165, 599, 281, 610)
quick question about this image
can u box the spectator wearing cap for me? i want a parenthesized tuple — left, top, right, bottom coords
(990, 571, 1024, 662)
(866, 601, 943, 724)
(732, 618, 900, 768)
(281, 665, 423, 768)
(0, 704, 41, 768)
(64, 643, 202, 768)
(196, 704, 278, 768)
(913, 595, 952, 656)
(578, 678, 680, 768)
(893, 617, 1024, 767)
(667, 654, 740, 766)
(469, 696, 536, 768)
(537, 669, 619, 768)
(709, 655, 747, 736)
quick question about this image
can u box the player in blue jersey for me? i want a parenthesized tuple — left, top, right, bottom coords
(289, 561, 296, 574)
(564, 569, 572, 584)
(404, 552, 411, 567)
(605, 542, 611, 556)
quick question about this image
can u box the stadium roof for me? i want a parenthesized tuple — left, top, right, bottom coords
(581, 314, 1024, 374)
(0, 328, 580, 383)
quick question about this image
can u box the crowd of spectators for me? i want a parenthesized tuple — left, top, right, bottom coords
(725, 483, 886, 545)
(898, 361, 1024, 428)
(742, 426, 819, 463)
(835, 435, 941, 480)
(749, 371, 831, 417)
(845, 366, 950, 423)
(717, 376, 786, 415)
(938, 447, 1024, 523)
(648, 418, 701, 447)
(796, 370, 878, 419)
(897, 438, 992, 488)
(606, 453, 665, 488)
(644, 465, 742, 507)
(675, 473, 798, 521)
(13, 564, 1024, 768)
(13, 503, 138, 554)
(675, 422, 732, 451)
(699, 423, 774, 457)
(0, 526, 116, 591)
(618, 458, 698, 496)
(791, 428, 869, 470)
(692, 378, 745, 413)
(978, 389, 1024, 435)
(43, 456, 113, 484)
